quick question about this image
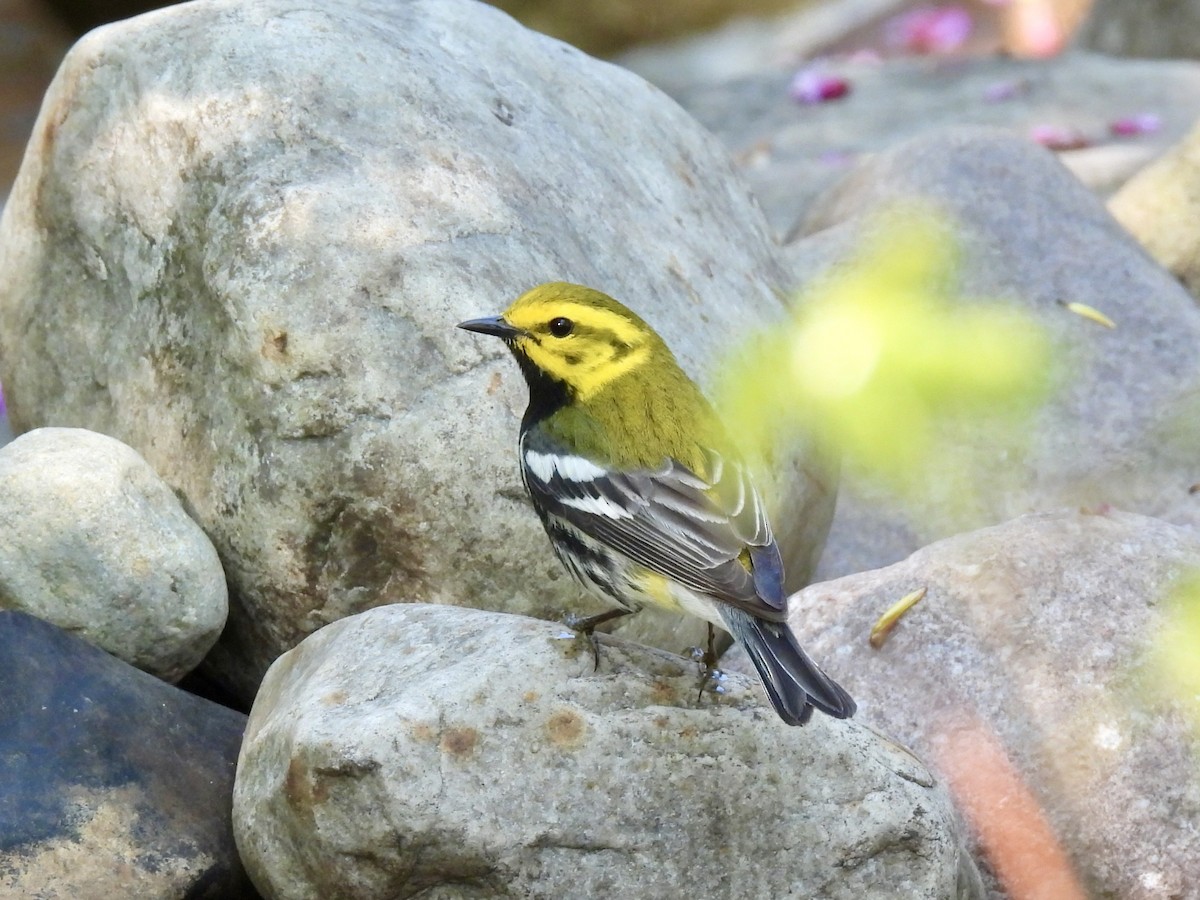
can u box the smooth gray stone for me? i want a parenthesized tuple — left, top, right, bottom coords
(235, 603, 980, 900)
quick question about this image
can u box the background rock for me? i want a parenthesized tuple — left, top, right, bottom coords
(0, 427, 227, 682)
(618, 0, 908, 94)
(0, 0, 833, 704)
(0, 610, 257, 899)
(738, 510, 1200, 899)
(0, 0, 69, 209)
(40, 0, 162, 33)
(1076, 0, 1200, 60)
(1108, 116, 1200, 297)
(39, 0, 814, 55)
(618, 0, 1097, 95)
(663, 52, 1200, 239)
(488, 0, 806, 56)
(235, 603, 981, 900)
(787, 128, 1200, 580)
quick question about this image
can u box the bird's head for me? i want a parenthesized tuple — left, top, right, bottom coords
(458, 282, 669, 399)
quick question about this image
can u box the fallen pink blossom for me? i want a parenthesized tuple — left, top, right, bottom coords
(1109, 113, 1163, 137)
(886, 4, 973, 55)
(789, 68, 851, 104)
(1029, 124, 1090, 151)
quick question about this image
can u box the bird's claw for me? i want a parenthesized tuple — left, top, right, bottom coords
(692, 622, 724, 703)
(694, 662, 727, 702)
(690, 648, 726, 702)
(559, 608, 634, 671)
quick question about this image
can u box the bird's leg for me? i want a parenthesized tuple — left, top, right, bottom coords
(563, 607, 633, 670)
(693, 623, 724, 703)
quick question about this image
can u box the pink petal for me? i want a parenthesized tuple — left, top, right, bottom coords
(886, 5, 973, 55)
(1109, 113, 1163, 137)
(1029, 124, 1090, 151)
(789, 68, 852, 104)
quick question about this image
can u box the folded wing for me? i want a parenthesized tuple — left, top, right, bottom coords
(520, 442, 787, 621)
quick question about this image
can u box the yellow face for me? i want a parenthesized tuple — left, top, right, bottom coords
(496, 282, 661, 399)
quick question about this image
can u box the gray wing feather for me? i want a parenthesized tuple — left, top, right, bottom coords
(522, 446, 787, 620)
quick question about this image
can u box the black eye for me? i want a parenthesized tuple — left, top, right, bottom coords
(548, 317, 574, 338)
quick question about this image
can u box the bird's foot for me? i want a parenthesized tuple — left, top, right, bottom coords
(688, 645, 728, 702)
(689, 623, 725, 703)
(563, 608, 633, 670)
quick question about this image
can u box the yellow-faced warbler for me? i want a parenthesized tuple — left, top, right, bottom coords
(459, 282, 855, 725)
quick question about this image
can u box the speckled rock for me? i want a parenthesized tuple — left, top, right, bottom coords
(234, 603, 981, 900)
(0, 0, 833, 704)
(0, 610, 256, 899)
(733, 510, 1200, 899)
(0, 427, 227, 682)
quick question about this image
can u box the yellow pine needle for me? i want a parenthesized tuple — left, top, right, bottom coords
(869, 586, 927, 649)
(1060, 301, 1116, 329)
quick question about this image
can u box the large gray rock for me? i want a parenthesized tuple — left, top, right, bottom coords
(788, 129, 1200, 580)
(663, 52, 1200, 238)
(0, 610, 256, 899)
(234, 603, 981, 900)
(0, 0, 833, 703)
(0, 427, 227, 682)
(751, 511, 1200, 900)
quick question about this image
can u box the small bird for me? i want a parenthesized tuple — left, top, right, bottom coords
(459, 282, 855, 725)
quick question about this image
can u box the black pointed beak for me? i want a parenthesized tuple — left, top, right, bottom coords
(457, 315, 524, 340)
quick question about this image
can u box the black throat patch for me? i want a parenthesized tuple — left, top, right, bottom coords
(512, 346, 571, 429)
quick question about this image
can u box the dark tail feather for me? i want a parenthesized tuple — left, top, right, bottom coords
(721, 607, 856, 726)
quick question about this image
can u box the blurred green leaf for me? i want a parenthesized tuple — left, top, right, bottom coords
(718, 204, 1052, 504)
(1154, 571, 1200, 732)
